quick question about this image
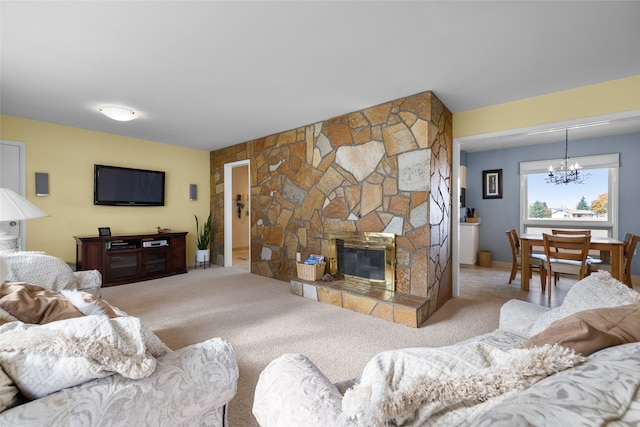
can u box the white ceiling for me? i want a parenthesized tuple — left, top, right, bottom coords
(1, 1, 639, 152)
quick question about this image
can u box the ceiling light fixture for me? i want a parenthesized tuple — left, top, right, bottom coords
(98, 105, 137, 122)
(546, 129, 589, 185)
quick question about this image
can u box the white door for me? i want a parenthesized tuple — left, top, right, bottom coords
(0, 140, 27, 250)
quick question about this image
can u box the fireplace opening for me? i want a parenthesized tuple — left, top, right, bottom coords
(329, 231, 395, 293)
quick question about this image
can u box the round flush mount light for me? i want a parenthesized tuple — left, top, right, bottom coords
(98, 105, 137, 121)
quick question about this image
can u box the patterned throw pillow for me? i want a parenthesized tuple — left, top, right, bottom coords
(0, 282, 84, 324)
(523, 302, 640, 355)
(0, 283, 117, 325)
(3, 253, 78, 292)
(529, 271, 640, 336)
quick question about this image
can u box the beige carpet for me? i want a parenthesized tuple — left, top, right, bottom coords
(101, 265, 562, 426)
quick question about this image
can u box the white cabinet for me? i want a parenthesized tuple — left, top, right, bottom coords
(460, 222, 480, 265)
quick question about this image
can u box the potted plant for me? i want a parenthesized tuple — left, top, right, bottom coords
(194, 213, 212, 262)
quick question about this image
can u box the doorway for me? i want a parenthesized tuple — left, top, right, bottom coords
(452, 110, 640, 299)
(223, 160, 250, 270)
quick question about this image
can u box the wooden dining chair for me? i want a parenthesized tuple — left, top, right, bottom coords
(623, 234, 639, 287)
(593, 233, 639, 287)
(551, 229, 595, 281)
(542, 233, 591, 299)
(551, 229, 591, 236)
(505, 229, 546, 287)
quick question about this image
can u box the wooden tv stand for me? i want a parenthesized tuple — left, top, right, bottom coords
(74, 232, 187, 287)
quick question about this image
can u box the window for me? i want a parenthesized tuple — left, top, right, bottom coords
(520, 153, 619, 237)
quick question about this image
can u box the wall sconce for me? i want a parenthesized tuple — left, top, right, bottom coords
(236, 194, 247, 218)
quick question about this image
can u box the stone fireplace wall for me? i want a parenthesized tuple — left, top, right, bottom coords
(210, 91, 452, 317)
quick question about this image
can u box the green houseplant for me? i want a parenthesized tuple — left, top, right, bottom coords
(194, 213, 212, 262)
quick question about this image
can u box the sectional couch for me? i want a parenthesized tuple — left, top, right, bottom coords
(253, 270, 640, 426)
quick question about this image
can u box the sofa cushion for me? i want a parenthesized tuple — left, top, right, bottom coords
(528, 270, 640, 336)
(523, 302, 640, 356)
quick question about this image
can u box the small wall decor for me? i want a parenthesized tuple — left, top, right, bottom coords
(236, 194, 247, 218)
(98, 227, 111, 236)
(35, 172, 49, 196)
(482, 169, 503, 199)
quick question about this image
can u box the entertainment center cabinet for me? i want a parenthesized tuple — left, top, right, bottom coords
(74, 232, 188, 286)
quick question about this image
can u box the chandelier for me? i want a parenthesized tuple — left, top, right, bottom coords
(546, 129, 589, 185)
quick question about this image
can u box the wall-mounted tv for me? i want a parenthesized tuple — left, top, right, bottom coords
(94, 164, 165, 206)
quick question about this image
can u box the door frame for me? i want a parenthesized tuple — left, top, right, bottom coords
(0, 140, 27, 251)
(223, 159, 251, 267)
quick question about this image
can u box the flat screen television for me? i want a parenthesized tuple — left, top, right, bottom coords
(94, 164, 165, 206)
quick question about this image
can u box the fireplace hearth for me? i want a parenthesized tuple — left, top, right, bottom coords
(292, 231, 429, 327)
(329, 231, 395, 293)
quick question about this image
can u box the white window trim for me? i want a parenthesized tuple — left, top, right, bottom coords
(519, 153, 619, 237)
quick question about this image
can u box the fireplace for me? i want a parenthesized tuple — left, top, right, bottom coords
(328, 231, 396, 293)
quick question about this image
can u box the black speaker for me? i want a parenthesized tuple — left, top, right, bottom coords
(189, 184, 197, 201)
(35, 172, 49, 196)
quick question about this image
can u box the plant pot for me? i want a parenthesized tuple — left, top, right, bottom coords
(196, 249, 210, 262)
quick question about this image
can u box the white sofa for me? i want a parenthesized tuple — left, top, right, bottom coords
(0, 254, 239, 427)
(253, 271, 640, 426)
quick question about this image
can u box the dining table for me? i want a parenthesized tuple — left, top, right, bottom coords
(519, 233, 624, 292)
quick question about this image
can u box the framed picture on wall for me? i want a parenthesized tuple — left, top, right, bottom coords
(482, 169, 502, 199)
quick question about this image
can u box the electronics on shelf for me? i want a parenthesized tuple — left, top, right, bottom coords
(143, 239, 169, 248)
(106, 241, 138, 251)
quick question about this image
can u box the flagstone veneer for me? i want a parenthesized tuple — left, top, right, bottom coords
(210, 91, 452, 324)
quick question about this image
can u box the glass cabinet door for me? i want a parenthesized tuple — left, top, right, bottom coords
(143, 251, 168, 275)
(106, 253, 139, 281)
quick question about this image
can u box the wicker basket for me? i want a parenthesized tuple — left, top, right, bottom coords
(296, 262, 326, 281)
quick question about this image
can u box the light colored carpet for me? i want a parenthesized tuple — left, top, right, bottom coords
(100, 265, 563, 426)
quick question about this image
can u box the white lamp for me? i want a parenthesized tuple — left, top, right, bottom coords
(0, 188, 48, 253)
(98, 105, 137, 121)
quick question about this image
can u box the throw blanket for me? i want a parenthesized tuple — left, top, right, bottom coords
(0, 315, 157, 399)
(342, 342, 586, 427)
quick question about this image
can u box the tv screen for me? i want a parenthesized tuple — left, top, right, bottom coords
(94, 165, 165, 206)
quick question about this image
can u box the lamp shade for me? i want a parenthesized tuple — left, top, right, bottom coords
(0, 188, 48, 221)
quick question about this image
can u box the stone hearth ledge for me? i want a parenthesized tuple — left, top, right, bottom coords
(290, 279, 430, 328)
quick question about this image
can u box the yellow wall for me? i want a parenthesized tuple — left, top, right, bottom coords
(0, 115, 211, 264)
(453, 75, 640, 137)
